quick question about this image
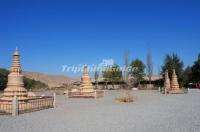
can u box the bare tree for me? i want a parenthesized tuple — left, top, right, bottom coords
(124, 50, 130, 87)
(94, 70, 99, 89)
(147, 49, 153, 84)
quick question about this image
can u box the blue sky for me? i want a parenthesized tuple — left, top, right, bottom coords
(0, 0, 200, 76)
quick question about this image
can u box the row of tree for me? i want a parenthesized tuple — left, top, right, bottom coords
(161, 53, 200, 87)
(97, 51, 200, 88)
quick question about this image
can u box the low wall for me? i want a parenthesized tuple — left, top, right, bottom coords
(97, 84, 122, 90)
(0, 96, 54, 115)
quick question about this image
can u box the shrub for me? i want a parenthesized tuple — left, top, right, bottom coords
(0, 68, 48, 91)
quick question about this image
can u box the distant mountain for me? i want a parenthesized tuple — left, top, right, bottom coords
(23, 72, 80, 88)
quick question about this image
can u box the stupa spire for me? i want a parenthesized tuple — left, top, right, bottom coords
(0, 48, 28, 101)
(171, 69, 180, 90)
(68, 65, 105, 98)
(83, 65, 88, 75)
(80, 65, 94, 93)
(168, 69, 184, 94)
(14, 47, 19, 55)
(10, 47, 22, 73)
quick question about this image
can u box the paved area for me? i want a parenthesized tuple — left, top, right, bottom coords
(0, 90, 200, 132)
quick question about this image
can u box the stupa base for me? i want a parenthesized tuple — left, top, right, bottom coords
(68, 90, 105, 98)
(168, 89, 185, 94)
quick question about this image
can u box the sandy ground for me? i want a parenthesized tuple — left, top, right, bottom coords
(0, 90, 200, 132)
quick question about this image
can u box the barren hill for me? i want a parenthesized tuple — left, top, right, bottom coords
(23, 72, 79, 88)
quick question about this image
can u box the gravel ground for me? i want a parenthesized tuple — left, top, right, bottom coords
(0, 90, 200, 132)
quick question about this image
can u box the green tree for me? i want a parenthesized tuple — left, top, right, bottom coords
(0, 68, 9, 90)
(162, 53, 184, 87)
(130, 59, 145, 86)
(191, 54, 200, 83)
(102, 64, 122, 89)
(183, 66, 192, 86)
(102, 64, 122, 81)
(24, 77, 48, 90)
